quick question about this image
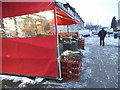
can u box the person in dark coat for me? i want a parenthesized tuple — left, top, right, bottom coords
(98, 28, 107, 46)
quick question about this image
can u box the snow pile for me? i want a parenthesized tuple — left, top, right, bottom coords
(0, 75, 44, 88)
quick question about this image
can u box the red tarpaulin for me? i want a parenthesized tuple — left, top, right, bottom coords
(2, 35, 58, 77)
(2, 2, 54, 18)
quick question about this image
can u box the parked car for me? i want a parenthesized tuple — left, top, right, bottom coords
(92, 31, 98, 35)
(107, 32, 113, 34)
(92, 30, 99, 35)
(113, 29, 120, 39)
(79, 29, 90, 37)
(114, 31, 118, 38)
(106, 28, 113, 34)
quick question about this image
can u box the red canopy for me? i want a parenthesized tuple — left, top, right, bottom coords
(2, 2, 54, 18)
(56, 7, 79, 25)
(2, 2, 79, 25)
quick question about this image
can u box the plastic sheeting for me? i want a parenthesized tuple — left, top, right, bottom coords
(2, 35, 59, 77)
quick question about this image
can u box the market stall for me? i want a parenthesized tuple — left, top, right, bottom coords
(1, 2, 59, 78)
(1, 1, 80, 79)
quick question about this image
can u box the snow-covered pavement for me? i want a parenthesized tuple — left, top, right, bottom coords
(82, 35, 118, 88)
(0, 35, 119, 88)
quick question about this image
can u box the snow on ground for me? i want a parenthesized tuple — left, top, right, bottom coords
(0, 75, 44, 88)
(84, 35, 119, 47)
(83, 35, 118, 88)
(105, 37, 119, 47)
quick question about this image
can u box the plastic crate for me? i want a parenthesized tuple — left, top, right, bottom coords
(63, 43, 72, 51)
(61, 73, 68, 80)
(71, 41, 78, 51)
(68, 73, 80, 81)
(61, 73, 80, 81)
(61, 55, 82, 62)
(61, 67, 82, 74)
(78, 39, 85, 49)
(61, 60, 82, 68)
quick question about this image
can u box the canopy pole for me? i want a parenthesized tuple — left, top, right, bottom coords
(54, 5, 62, 80)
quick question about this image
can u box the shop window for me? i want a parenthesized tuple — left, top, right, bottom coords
(0, 10, 55, 38)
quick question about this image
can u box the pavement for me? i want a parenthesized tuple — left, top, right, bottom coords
(81, 35, 118, 88)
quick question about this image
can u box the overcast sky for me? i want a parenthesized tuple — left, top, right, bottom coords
(60, 0, 119, 27)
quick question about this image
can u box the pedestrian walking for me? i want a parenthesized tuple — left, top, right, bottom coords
(98, 28, 107, 46)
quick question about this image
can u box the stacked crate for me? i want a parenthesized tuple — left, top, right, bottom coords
(78, 38, 85, 49)
(60, 55, 82, 81)
(63, 42, 72, 51)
